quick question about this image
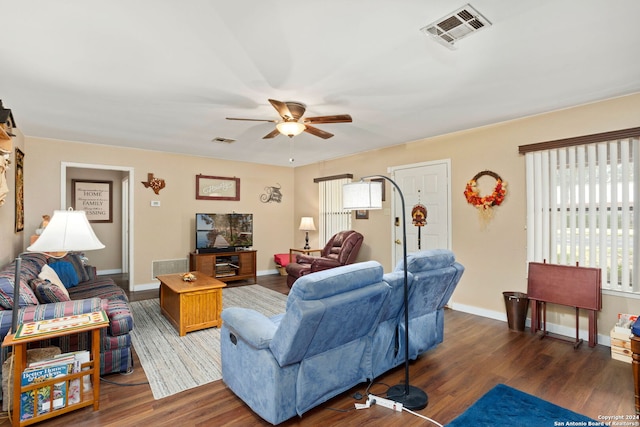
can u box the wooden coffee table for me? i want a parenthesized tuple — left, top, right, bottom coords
(157, 271, 227, 336)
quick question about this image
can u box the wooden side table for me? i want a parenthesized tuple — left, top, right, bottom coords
(289, 248, 322, 261)
(2, 313, 108, 426)
(158, 271, 227, 336)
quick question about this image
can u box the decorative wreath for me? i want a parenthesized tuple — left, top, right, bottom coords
(464, 170, 507, 210)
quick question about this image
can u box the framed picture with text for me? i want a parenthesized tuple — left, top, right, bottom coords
(72, 180, 113, 223)
(196, 175, 240, 201)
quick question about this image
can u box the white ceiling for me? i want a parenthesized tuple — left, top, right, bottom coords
(2, 1, 640, 167)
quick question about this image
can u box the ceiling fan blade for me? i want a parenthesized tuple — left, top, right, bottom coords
(304, 114, 352, 124)
(304, 125, 333, 139)
(268, 99, 293, 121)
(262, 128, 281, 139)
(226, 117, 277, 122)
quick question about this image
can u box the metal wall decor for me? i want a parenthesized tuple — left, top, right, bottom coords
(260, 183, 282, 203)
(141, 173, 166, 194)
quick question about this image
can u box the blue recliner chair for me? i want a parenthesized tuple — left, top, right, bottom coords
(221, 250, 464, 424)
(402, 249, 464, 360)
(370, 249, 465, 379)
(220, 261, 390, 425)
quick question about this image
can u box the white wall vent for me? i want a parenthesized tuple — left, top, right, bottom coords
(152, 258, 188, 278)
(420, 4, 491, 49)
(212, 137, 236, 144)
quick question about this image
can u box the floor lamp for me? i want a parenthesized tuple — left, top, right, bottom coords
(343, 175, 428, 410)
(11, 208, 105, 334)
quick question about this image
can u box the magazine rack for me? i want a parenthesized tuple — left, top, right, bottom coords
(2, 311, 109, 426)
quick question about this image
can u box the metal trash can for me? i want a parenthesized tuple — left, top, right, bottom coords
(503, 292, 529, 331)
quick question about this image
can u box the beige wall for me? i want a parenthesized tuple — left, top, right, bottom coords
(1, 93, 639, 342)
(0, 129, 25, 267)
(16, 138, 295, 288)
(294, 93, 640, 340)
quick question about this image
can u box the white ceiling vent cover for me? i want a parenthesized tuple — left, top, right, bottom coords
(421, 4, 491, 49)
(212, 137, 236, 144)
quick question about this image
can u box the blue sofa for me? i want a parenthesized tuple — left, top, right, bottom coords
(221, 249, 464, 424)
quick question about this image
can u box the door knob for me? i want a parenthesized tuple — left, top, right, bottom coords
(395, 239, 402, 245)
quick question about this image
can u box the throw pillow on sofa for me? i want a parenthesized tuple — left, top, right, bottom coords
(31, 278, 71, 303)
(0, 277, 39, 309)
(48, 261, 79, 288)
(58, 253, 90, 283)
(38, 264, 67, 290)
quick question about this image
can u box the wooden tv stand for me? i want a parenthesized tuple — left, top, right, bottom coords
(189, 250, 257, 283)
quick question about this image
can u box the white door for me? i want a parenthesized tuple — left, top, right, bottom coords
(391, 161, 450, 265)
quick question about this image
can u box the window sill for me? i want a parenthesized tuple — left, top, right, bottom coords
(602, 288, 640, 300)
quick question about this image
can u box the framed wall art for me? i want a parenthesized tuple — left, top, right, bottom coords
(355, 209, 369, 220)
(72, 180, 113, 223)
(196, 175, 240, 201)
(15, 148, 24, 232)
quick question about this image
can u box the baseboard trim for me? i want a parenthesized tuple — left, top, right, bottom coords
(97, 269, 123, 276)
(450, 302, 611, 348)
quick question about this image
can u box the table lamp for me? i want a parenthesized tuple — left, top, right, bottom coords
(11, 208, 105, 334)
(343, 175, 428, 410)
(299, 217, 316, 250)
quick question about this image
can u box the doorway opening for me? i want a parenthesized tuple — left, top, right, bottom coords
(60, 162, 134, 292)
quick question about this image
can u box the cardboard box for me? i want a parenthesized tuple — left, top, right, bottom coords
(615, 313, 638, 334)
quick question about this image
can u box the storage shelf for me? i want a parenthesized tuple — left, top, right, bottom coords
(190, 250, 256, 283)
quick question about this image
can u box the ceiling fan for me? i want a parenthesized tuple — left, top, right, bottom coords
(226, 99, 352, 139)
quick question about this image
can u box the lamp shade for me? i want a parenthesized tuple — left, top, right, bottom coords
(27, 209, 105, 252)
(276, 121, 306, 137)
(298, 217, 316, 231)
(342, 181, 383, 210)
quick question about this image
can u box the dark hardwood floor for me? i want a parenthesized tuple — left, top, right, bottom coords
(1, 274, 635, 426)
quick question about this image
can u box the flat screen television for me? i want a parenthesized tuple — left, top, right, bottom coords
(195, 213, 253, 253)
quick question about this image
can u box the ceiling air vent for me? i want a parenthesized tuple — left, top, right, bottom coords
(212, 137, 236, 144)
(420, 4, 491, 49)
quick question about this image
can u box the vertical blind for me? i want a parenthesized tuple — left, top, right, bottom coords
(318, 176, 352, 243)
(525, 137, 639, 292)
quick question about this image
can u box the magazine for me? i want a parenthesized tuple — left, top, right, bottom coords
(20, 364, 68, 421)
(54, 351, 91, 404)
(26, 350, 91, 405)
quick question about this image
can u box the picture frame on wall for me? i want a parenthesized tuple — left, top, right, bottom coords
(72, 180, 113, 223)
(355, 210, 369, 220)
(15, 148, 24, 232)
(196, 175, 240, 201)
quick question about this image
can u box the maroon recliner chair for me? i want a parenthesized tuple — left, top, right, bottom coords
(286, 230, 364, 288)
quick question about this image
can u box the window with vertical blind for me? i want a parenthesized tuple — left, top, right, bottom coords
(520, 128, 640, 294)
(314, 174, 352, 243)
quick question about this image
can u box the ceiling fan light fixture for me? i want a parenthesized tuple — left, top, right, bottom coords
(276, 121, 306, 137)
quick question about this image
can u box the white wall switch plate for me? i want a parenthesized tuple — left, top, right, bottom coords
(151, 201, 161, 207)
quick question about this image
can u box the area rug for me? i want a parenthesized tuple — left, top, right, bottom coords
(446, 384, 596, 426)
(129, 285, 287, 400)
